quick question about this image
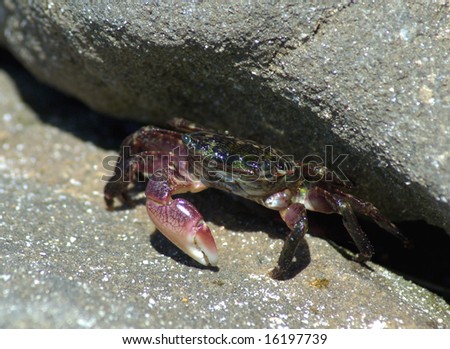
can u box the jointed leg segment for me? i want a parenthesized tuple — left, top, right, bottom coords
(271, 203, 308, 279)
(305, 186, 407, 262)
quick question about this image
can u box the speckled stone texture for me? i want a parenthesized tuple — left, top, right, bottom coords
(0, 1, 448, 234)
(0, 47, 449, 330)
(0, 2, 449, 329)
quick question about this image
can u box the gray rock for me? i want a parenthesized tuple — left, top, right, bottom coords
(0, 1, 449, 233)
(0, 47, 449, 329)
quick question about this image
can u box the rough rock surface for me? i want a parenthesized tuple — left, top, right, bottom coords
(0, 1, 448, 234)
(0, 2, 449, 329)
(0, 48, 449, 329)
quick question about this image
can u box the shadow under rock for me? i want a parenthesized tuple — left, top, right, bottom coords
(307, 211, 450, 302)
(150, 189, 450, 297)
(113, 180, 450, 299)
(3, 48, 449, 302)
(0, 49, 143, 150)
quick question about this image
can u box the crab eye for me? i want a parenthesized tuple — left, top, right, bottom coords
(181, 134, 191, 146)
(276, 160, 288, 173)
(262, 160, 272, 171)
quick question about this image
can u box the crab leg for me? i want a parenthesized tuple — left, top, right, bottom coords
(271, 203, 308, 279)
(104, 126, 185, 209)
(145, 172, 218, 267)
(331, 188, 409, 246)
(304, 186, 407, 262)
(104, 150, 171, 209)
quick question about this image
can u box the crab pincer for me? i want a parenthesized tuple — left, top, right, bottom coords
(105, 118, 409, 279)
(145, 173, 218, 267)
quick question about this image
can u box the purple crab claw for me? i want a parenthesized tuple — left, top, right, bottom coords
(145, 178, 218, 267)
(104, 118, 410, 280)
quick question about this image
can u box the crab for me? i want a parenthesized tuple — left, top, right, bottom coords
(104, 118, 408, 279)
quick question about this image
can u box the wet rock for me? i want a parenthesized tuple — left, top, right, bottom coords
(0, 2, 449, 233)
(0, 51, 449, 329)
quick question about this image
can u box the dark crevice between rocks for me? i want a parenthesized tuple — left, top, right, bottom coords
(188, 190, 450, 302)
(2, 48, 449, 303)
(308, 211, 450, 303)
(0, 49, 144, 150)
